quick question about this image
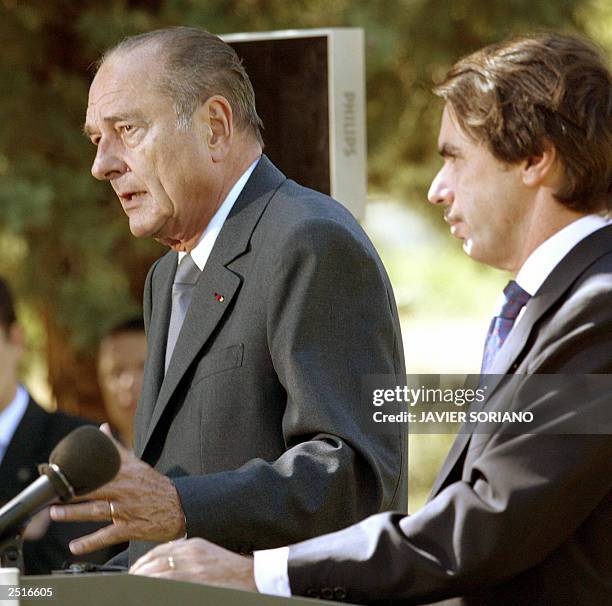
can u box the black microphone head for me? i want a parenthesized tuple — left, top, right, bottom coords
(48, 426, 121, 496)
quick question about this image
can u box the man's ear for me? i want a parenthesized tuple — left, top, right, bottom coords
(195, 95, 233, 161)
(521, 140, 559, 188)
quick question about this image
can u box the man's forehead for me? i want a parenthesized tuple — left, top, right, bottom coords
(85, 56, 166, 132)
(438, 105, 457, 140)
(89, 58, 144, 106)
(88, 46, 165, 104)
(99, 339, 145, 369)
(437, 104, 475, 150)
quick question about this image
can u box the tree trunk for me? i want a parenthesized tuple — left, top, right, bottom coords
(44, 309, 105, 422)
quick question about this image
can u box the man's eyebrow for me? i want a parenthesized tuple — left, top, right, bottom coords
(83, 123, 96, 138)
(438, 143, 462, 158)
(82, 113, 145, 138)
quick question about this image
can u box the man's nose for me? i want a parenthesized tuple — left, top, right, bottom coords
(427, 169, 453, 206)
(91, 138, 128, 181)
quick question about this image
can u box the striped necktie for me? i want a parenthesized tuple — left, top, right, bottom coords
(165, 253, 201, 372)
(481, 280, 530, 374)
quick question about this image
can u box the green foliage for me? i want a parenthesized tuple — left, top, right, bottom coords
(0, 0, 163, 350)
(408, 433, 455, 512)
(0, 0, 607, 357)
(382, 244, 508, 317)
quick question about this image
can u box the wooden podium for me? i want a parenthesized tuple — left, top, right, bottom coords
(20, 573, 345, 605)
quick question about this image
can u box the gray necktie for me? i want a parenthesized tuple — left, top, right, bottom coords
(165, 253, 201, 372)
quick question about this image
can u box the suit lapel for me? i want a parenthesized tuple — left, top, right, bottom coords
(141, 264, 241, 453)
(138, 156, 286, 458)
(134, 254, 175, 456)
(430, 224, 612, 498)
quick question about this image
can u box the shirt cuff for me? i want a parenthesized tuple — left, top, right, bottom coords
(253, 546, 291, 597)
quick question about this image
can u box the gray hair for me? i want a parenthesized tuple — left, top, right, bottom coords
(102, 27, 264, 145)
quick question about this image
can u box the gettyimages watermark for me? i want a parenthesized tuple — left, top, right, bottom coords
(361, 374, 612, 434)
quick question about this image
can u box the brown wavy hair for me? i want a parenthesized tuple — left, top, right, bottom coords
(434, 32, 611, 213)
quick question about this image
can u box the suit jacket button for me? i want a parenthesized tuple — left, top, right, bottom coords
(321, 587, 334, 600)
(334, 587, 347, 600)
(305, 588, 319, 598)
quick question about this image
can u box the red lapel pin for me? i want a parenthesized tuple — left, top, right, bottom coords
(214, 292, 225, 303)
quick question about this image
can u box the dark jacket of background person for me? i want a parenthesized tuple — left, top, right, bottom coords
(0, 397, 119, 574)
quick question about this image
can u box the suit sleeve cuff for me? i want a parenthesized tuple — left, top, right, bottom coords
(253, 547, 291, 597)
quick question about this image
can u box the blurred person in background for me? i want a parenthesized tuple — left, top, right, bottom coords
(97, 318, 146, 450)
(0, 276, 112, 573)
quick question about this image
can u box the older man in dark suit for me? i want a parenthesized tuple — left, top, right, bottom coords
(50, 27, 406, 565)
(131, 32, 612, 606)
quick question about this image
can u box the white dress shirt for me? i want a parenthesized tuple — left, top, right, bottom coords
(178, 158, 259, 271)
(254, 213, 611, 598)
(491, 214, 611, 327)
(0, 384, 29, 464)
(515, 214, 610, 297)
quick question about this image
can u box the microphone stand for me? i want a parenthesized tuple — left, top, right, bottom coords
(0, 531, 25, 572)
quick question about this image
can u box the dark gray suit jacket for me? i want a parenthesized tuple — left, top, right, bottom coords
(287, 224, 612, 605)
(128, 156, 407, 563)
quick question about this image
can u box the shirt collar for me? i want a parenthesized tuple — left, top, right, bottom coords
(515, 214, 611, 297)
(179, 157, 260, 271)
(0, 385, 29, 461)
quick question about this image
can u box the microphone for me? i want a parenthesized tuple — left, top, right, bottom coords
(0, 426, 121, 540)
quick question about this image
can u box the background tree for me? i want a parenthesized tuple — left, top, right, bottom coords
(0, 0, 608, 418)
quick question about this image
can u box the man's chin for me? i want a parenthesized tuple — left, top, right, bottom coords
(462, 239, 489, 265)
(128, 218, 164, 240)
(154, 235, 183, 250)
(127, 221, 191, 252)
(463, 240, 512, 271)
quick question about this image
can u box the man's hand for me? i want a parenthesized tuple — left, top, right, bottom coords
(49, 424, 186, 555)
(129, 538, 258, 592)
(23, 507, 51, 540)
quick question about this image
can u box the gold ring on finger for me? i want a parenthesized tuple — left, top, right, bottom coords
(109, 500, 117, 524)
